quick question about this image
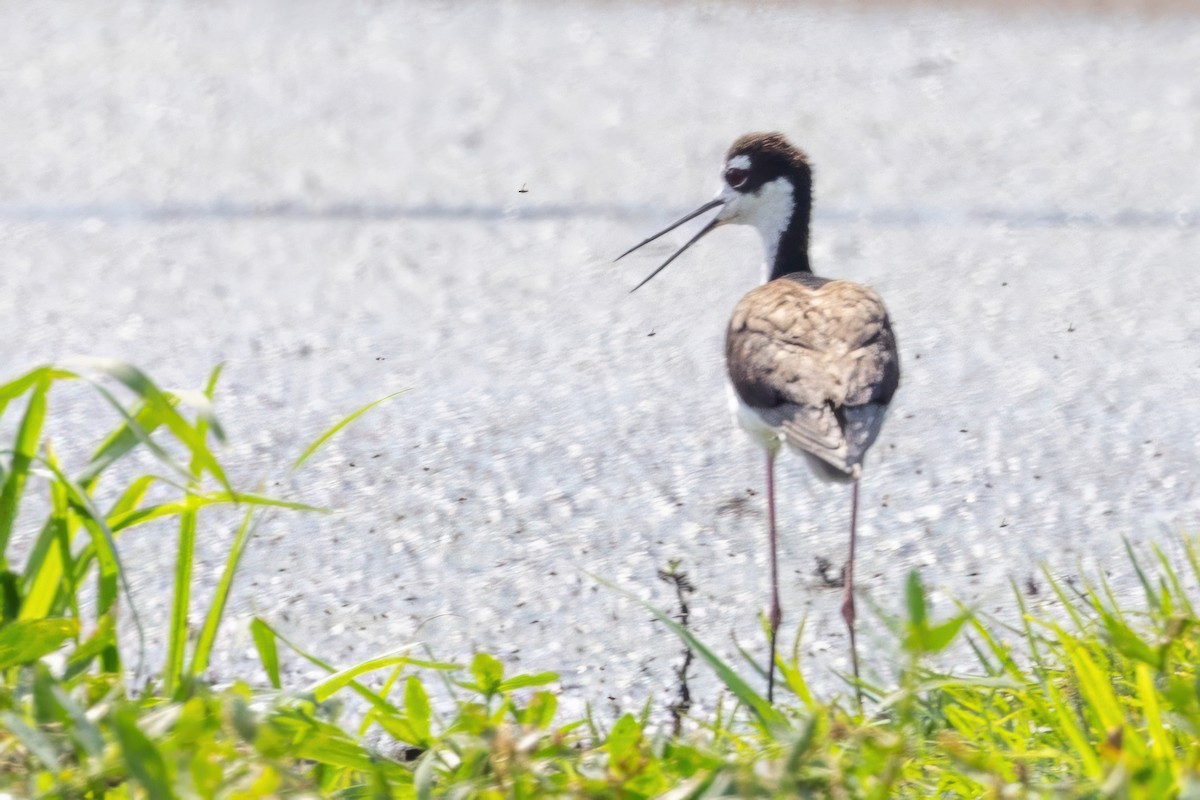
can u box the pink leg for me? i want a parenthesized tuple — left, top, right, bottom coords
(842, 480, 863, 710)
(766, 447, 781, 704)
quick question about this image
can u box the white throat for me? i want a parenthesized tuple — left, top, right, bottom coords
(759, 232, 783, 285)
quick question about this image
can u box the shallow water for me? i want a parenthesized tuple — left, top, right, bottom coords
(2, 0, 1198, 719)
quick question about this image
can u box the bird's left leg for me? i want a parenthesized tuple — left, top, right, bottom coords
(842, 479, 863, 711)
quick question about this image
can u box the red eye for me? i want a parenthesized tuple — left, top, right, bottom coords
(725, 167, 749, 189)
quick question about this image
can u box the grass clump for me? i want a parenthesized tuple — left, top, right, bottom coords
(1, 359, 1200, 798)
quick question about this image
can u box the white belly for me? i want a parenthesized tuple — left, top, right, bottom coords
(727, 384, 854, 483)
(727, 384, 783, 450)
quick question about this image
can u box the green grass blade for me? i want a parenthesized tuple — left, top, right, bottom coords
(1041, 567, 1087, 632)
(1043, 676, 1103, 780)
(77, 401, 164, 488)
(1184, 536, 1200, 595)
(290, 390, 408, 473)
(107, 475, 158, 520)
(187, 492, 318, 680)
(404, 675, 432, 745)
(414, 750, 436, 800)
(164, 496, 197, 697)
(497, 672, 558, 691)
(1064, 636, 1124, 732)
(0, 372, 50, 565)
(358, 664, 407, 737)
(50, 685, 105, 760)
(76, 381, 199, 488)
(590, 572, 784, 730)
(18, 519, 67, 621)
(310, 652, 458, 703)
(1137, 662, 1171, 759)
(64, 358, 232, 492)
(249, 618, 407, 716)
(0, 618, 79, 668)
(165, 369, 223, 697)
(1124, 537, 1159, 612)
(1154, 543, 1194, 616)
(190, 507, 258, 678)
(0, 710, 61, 770)
(1010, 580, 1045, 676)
(63, 615, 116, 680)
(34, 454, 145, 681)
(252, 616, 282, 689)
(906, 571, 928, 629)
(112, 705, 176, 799)
(110, 492, 324, 532)
(0, 365, 53, 404)
(17, 445, 85, 621)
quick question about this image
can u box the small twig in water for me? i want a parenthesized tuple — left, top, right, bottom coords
(657, 560, 696, 736)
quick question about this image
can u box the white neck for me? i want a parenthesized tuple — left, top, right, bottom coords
(760, 234, 780, 285)
(736, 176, 795, 285)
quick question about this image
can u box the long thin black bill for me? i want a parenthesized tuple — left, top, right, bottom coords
(628, 215, 722, 294)
(614, 198, 724, 263)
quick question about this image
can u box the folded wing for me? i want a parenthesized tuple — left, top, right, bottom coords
(726, 274, 900, 478)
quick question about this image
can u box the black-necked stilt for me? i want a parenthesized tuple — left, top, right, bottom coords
(619, 132, 900, 704)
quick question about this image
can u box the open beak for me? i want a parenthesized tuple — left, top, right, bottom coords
(616, 198, 725, 293)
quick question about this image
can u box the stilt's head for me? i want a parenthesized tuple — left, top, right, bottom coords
(618, 132, 814, 291)
(717, 133, 812, 236)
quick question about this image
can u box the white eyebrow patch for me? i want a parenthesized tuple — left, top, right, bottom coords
(727, 155, 751, 170)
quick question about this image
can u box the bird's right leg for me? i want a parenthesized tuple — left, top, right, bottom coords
(765, 444, 782, 704)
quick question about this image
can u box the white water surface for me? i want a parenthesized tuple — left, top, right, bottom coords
(2, 1, 1198, 720)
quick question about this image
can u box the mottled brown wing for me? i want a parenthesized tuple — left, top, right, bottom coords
(726, 275, 900, 475)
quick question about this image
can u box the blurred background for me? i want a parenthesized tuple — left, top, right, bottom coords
(1, 1, 1198, 717)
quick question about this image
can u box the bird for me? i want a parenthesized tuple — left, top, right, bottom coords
(618, 132, 900, 705)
